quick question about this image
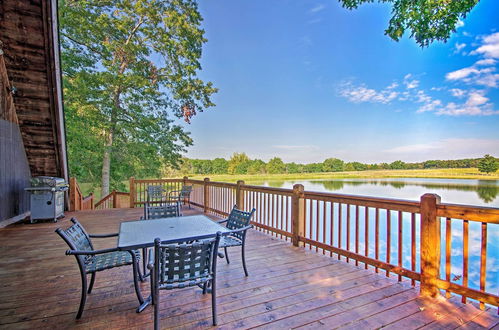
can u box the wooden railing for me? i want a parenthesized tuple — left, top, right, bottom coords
(95, 191, 130, 210)
(69, 177, 94, 211)
(128, 177, 498, 310)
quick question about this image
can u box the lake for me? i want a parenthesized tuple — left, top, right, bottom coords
(244, 177, 499, 299)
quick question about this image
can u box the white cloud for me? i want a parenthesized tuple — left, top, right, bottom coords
(473, 32, 499, 59)
(446, 62, 498, 88)
(456, 20, 465, 29)
(384, 138, 499, 160)
(446, 67, 480, 80)
(432, 91, 499, 116)
(309, 4, 325, 13)
(475, 59, 496, 66)
(454, 42, 466, 54)
(449, 88, 466, 98)
(273, 145, 320, 151)
(338, 82, 398, 104)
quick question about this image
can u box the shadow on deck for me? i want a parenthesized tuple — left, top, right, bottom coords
(0, 207, 497, 329)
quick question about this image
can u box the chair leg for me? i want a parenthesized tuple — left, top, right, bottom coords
(87, 272, 96, 294)
(242, 244, 249, 276)
(224, 246, 230, 264)
(131, 255, 145, 305)
(202, 282, 208, 294)
(211, 279, 217, 326)
(153, 282, 160, 330)
(76, 272, 88, 319)
(142, 248, 148, 281)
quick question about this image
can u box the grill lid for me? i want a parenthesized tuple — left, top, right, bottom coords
(30, 176, 67, 187)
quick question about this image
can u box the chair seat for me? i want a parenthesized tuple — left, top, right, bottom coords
(85, 250, 140, 273)
(219, 235, 242, 247)
(159, 275, 212, 290)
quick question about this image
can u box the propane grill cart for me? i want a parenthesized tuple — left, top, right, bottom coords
(25, 176, 69, 223)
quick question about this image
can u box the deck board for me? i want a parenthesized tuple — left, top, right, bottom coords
(0, 207, 497, 329)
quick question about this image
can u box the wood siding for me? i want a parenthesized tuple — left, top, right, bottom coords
(0, 0, 67, 179)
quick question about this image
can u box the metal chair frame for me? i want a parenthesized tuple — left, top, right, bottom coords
(55, 218, 144, 319)
(168, 185, 193, 210)
(148, 233, 221, 329)
(217, 206, 255, 276)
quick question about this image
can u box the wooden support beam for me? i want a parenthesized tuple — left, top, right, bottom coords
(291, 184, 305, 247)
(236, 180, 245, 210)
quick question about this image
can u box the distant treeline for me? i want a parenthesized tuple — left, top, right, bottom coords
(172, 153, 497, 176)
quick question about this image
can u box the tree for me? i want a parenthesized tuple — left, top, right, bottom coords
(390, 160, 406, 170)
(211, 158, 229, 174)
(247, 159, 267, 175)
(228, 153, 251, 174)
(478, 155, 498, 174)
(339, 0, 479, 47)
(60, 0, 217, 196)
(266, 157, 285, 174)
(322, 158, 344, 172)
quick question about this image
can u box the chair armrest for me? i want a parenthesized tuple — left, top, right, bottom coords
(147, 249, 154, 270)
(66, 247, 119, 256)
(225, 225, 253, 235)
(217, 219, 228, 224)
(89, 233, 119, 238)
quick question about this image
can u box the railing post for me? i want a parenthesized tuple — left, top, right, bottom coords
(203, 178, 210, 213)
(236, 180, 245, 210)
(183, 176, 188, 185)
(291, 184, 305, 247)
(420, 193, 442, 298)
(112, 191, 117, 208)
(90, 193, 94, 210)
(129, 177, 135, 208)
(69, 177, 76, 212)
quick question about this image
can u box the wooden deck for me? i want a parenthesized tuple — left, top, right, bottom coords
(0, 208, 497, 329)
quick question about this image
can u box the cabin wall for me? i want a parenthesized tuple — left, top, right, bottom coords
(0, 119, 31, 224)
(0, 53, 31, 225)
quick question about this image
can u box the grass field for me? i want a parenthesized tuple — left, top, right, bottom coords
(80, 168, 498, 200)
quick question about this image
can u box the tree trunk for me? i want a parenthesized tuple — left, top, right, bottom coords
(100, 130, 113, 197)
(100, 88, 121, 197)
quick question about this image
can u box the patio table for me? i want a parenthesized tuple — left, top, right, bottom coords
(117, 214, 230, 312)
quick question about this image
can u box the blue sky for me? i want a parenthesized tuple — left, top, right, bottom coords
(183, 0, 499, 163)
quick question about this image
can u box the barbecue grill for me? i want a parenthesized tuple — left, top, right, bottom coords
(25, 176, 68, 223)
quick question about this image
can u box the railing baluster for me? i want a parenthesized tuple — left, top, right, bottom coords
(309, 199, 313, 249)
(411, 212, 416, 286)
(462, 219, 469, 304)
(375, 208, 379, 273)
(445, 217, 452, 298)
(386, 209, 391, 277)
(338, 203, 342, 259)
(330, 202, 334, 257)
(365, 206, 369, 269)
(280, 194, 284, 239)
(398, 210, 402, 281)
(480, 222, 487, 310)
(315, 199, 319, 252)
(323, 200, 327, 254)
(355, 205, 359, 266)
(346, 203, 350, 262)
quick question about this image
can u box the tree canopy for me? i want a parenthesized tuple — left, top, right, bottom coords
(60, 0, 217, 195)
(478, 155, 499, 174)
(339, 0, 479, 47)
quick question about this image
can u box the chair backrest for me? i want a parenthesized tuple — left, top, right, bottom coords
(179, 185, 193, 198)
(153, 233, 221, 289)
(145, 204, 179, 219)
(147, 185, 164, 202)
(226, 206, 255, 240)
(55, 218, 94, 265)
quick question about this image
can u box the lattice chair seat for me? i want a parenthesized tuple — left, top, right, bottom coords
(85, 250, 141, 273)
(219, 235, 243, 247)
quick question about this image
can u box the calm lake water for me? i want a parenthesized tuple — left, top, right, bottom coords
(245, 178, 499, 297)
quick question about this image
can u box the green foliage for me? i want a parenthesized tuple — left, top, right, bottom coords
(247, 159, 267, 175)
(339, 0, 479, 47)
(478, 155, 499, 174)
(390, 160, 406, 170)
(228, 153, 251, 174)
(266, 157, 285, 174)
(60, 0, 216, 192)
(322, 158, 344, 172)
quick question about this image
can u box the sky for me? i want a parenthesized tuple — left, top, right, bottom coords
(182, 0, 499, 164)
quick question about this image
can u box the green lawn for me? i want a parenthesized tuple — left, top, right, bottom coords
(79, 168, 498, 201)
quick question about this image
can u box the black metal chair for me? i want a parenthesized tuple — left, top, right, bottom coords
(217, 206, 255, 276)
(145, 185, 167, 218)
(148, 233, 221, 329)
(140, 203, 181, 276)
(168, 185, 193, 211)
(55, 218, 144, 319)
